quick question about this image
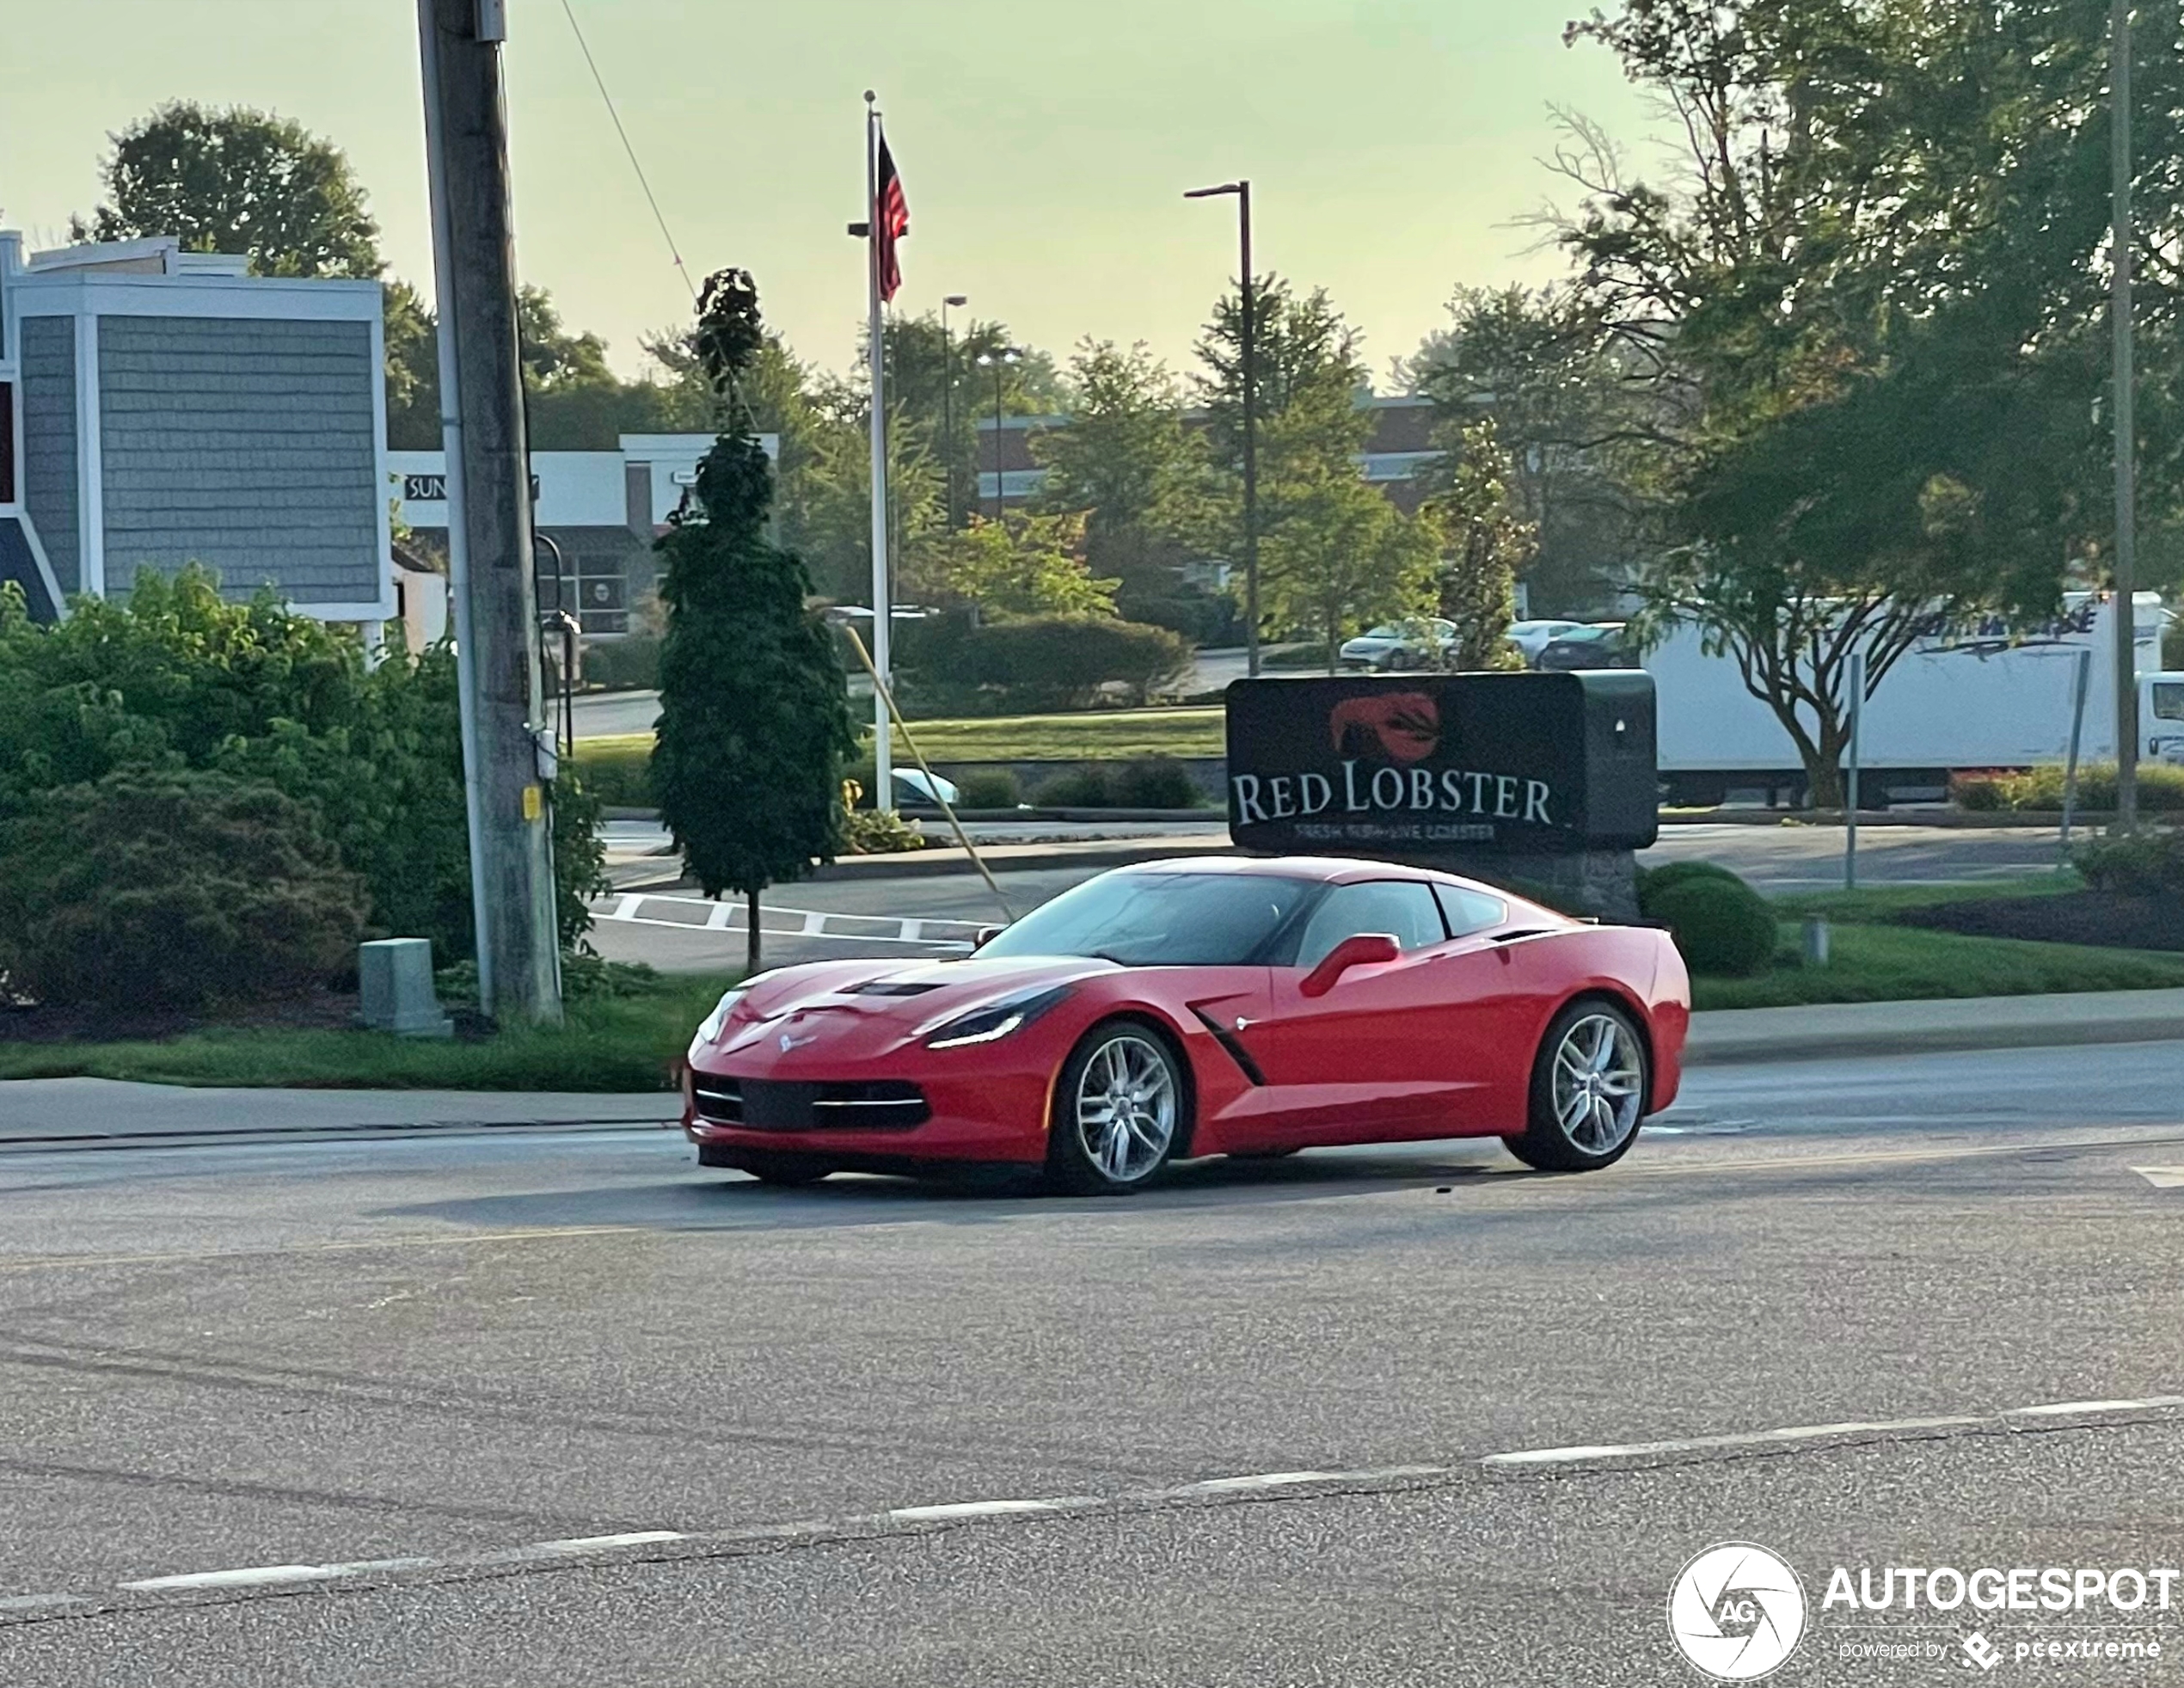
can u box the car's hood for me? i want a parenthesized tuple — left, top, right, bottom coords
(698, 953, 1118, 1060)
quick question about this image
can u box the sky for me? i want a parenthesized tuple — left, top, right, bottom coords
(2, 1, 1658, 387)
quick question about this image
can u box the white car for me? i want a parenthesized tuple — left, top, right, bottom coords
(1338, 617, 1458, 671)
(1504, 619, 1586, 665)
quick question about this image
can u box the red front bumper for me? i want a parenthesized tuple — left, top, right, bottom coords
(682, 1053, 1058, 1166)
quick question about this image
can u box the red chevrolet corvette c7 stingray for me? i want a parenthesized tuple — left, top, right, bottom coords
(682, 856, 1688, 1194)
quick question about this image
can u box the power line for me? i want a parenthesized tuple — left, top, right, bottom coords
(557, 0, 696, 300)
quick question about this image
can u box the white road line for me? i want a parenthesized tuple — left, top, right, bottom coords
(704, 901, 733, 930)
(1176, 1471, 1339, 1493)
(2007, 1396, 2184, 1419)
(22, 1395, 2184, 1622)
(520, 1531, 686, 1554)
(2132, 1166, 2184, 1188)
(888, 1499, 1088, 1521)
(596, 911, 971, 949)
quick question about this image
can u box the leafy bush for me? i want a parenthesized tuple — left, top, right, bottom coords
(1645, 869, 1779, 977)
(842, 807, 928, 854)
(580, 635, 660, 692)
(2073, 826, 2184, 897)
(0, 770, 368, 1010)
(1110, 755, 1203, 808)
(895, 613, 1192, 714)
(1031, 764, 1113, 807)
(1948, 763, 2184, 813)
(956, 768, 1022, 808)
(1635, 860, 1746, 915)
(0, 566, 605, 963)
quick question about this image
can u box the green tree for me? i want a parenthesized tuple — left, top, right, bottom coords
(901, 512, 1117, 620)
(76, 100, 383, 278)
(1403, 285, 1649, 614)
(1553, 0, 2175, 805)
(1193, 278, 1433, 657)
(651, 271, 857, 968)
(1429, 421, 1533, 670)
(383, 279, 441, 451)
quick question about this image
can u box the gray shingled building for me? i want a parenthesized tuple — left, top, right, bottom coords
(0, 232, 393, 629)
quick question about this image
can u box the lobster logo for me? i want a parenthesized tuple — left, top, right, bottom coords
(1329, 693, 1440, 763)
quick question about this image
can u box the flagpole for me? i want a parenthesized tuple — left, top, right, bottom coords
(864, 91, 893, 813)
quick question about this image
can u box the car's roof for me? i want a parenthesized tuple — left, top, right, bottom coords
(1120, 854, 1532, 896)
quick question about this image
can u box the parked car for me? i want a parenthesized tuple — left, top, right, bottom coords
(1504, 618, 1586, 666)
(1537, 623, 1635, 671)
(1338, 617, 1458, 671)
(683, 856, 1689, 1194)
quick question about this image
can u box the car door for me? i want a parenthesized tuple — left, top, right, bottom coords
(1234, 880, 1463, 1141)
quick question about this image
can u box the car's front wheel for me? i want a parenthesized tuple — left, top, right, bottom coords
(1047, 1021, 1187, 1195)
(1503, 999, 1649, 1172)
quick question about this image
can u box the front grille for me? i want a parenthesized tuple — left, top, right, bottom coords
(691, 1077, 929, 1132)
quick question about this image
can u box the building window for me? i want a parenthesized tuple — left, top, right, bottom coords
(0, 383, 14, 505)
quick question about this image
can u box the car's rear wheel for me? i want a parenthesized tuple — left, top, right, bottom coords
(1503, 1000, 1648, 1172)
(1047, 1022, 1187, 1195)
(702, 1147, 837, 1187)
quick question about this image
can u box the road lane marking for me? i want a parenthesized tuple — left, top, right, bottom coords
(11, 1392, 2182, 1626)
(2132, 1166, 2184, 1188)
(593, 892, 981, 952)
(518, 1531, 686, 1554)
(888, 1499, 1089, 1521)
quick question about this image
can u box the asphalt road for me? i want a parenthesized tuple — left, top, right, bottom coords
(589, 820, 2069, 975)
(3, 1040, 2182, 1684)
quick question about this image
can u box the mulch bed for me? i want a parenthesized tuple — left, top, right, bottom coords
(1894, 892, 2184, 954)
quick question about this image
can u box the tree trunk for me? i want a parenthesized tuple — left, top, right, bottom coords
(745, 887, 762, 975)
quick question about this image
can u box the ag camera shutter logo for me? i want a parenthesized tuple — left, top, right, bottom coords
(1668, 1542, 1808, 1680)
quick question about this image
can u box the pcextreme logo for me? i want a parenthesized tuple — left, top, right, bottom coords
(1668, 1542, 1809, 1681)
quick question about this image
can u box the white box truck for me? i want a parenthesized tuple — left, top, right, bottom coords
(1647, 592, 2184, 805)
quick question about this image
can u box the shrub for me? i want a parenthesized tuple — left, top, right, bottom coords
(580, 635, 660, 692)
(1031, 764, 1113, 807)
(2073, 826, 2184, 897)
(0, 770, 368, 1010)
(1948, 763, 2184, 813)
(1645, 869, 1778, 978)
(956, 768, 1022, 809)
(0, 567, 606, 963)
(895, 613, 1192, 714)
(1110, 755, 1203, 808)
(842, 807, 928, 854)
(1635, 860, 1746, 917)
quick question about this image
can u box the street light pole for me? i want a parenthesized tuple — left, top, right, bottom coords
(942, 293, 967, 528)
(1187, 180, 1258, 677)
(2111, 0, 2140, 828)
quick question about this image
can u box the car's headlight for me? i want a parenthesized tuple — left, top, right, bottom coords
(696, 987, 750, 1045)
(924, 984, 1072, 1050)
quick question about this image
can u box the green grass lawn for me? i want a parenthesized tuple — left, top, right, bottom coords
(572, 707, 1229, 785)
(0, 973, 732, 1091)
(1689, 909, 2184, 1010)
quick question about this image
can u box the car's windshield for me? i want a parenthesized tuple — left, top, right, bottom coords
(978, 872, 1320, 967)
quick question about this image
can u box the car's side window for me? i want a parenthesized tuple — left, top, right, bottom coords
(1432, 884, 1506, 936)
(1292, 881, 1446, 967)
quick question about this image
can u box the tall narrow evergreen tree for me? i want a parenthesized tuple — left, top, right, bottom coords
(652, 270, 857, 970)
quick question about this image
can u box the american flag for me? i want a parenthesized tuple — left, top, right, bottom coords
(876, 131, 909, 302)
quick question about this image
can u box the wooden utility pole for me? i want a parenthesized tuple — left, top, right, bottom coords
(419, 0, 563, 1022)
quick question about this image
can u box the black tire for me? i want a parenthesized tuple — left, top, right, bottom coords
(1502, 998, 1650, 1173)
(1046, 1020, 1189, 1196)
(708, 1148, 836, 1187)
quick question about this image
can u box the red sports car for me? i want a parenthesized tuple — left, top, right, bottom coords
(682, 856, 1689, 1194)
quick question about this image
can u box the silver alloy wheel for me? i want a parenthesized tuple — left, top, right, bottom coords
(1550, 1013, 1644, 1154)
(1073, 1033, 1178, 1184)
